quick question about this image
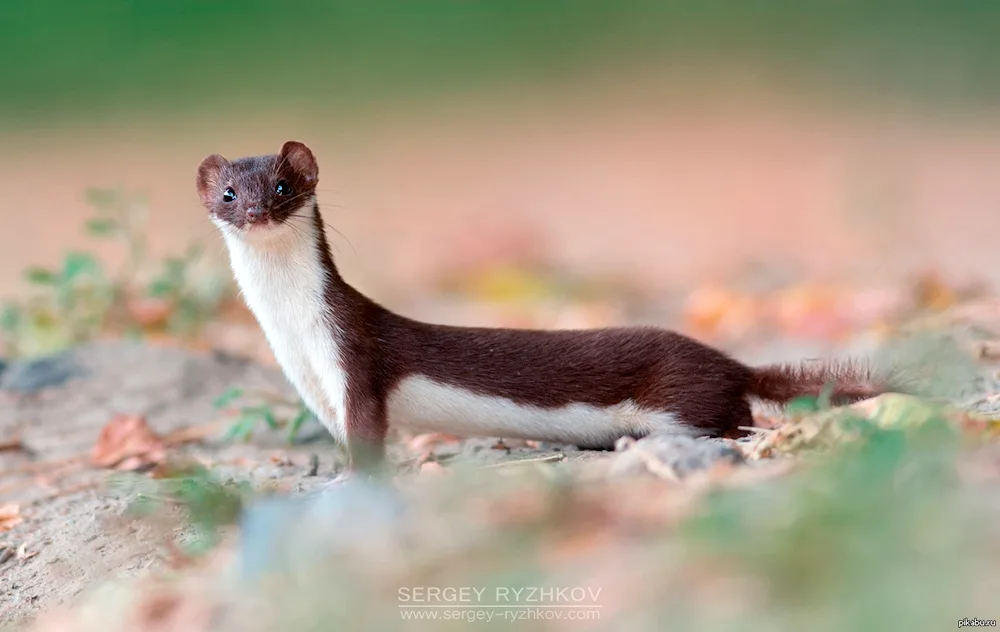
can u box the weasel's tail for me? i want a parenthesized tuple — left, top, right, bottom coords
(747, 361, 890, 406)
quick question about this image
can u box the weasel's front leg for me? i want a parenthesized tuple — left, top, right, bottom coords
(338, 394, 389, 480)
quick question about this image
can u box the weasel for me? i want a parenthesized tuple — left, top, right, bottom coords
(197, 141, 893, 476)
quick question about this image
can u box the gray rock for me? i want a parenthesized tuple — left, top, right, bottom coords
(609, 435, 744, 479)
(0, 351, 81, 394)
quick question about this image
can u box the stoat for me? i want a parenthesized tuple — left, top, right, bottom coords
(197, 141, 892, 476)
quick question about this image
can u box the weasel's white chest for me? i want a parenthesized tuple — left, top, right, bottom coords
(222, 229, 348, 442)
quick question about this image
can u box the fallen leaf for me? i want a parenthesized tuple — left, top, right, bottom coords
(126, 297, 173, 329)
(976, 340, 1000, 361)
(0, 435, 24, 452)
(406, 433, 462, 454)
(912, 270, 957, 311)
(269, 454, 293, 466)
(90, 414, 167, 471)
(406, 432, 463, 465)
(0, 503, 23, 531)
(419, 461, 448, 476)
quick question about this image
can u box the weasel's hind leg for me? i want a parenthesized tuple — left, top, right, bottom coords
(719, 398, 754, 439)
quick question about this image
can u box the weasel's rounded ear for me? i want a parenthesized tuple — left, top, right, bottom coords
(279, 141, 319, 185)
(196, 154, 229, 206)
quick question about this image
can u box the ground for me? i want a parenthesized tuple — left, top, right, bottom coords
(3, 284, 1000, 630)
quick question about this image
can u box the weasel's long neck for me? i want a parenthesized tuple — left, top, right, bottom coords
(221, 200, 354, 321)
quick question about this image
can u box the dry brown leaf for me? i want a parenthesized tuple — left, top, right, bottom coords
(418, 461, 447, 476)
(0, 503, 23, 531)
(406, 433, 462, 454)
(0, 435, 24, 452)
(90, 414, 167, 471)
(126, 296, 173, 329)
(976, 340, 1000, 361)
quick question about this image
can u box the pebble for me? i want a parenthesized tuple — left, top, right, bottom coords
(609, 435, 745, 479)
(0, 352, 81, 394)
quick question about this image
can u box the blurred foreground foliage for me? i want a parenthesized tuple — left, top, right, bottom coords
(68, 393, 1000, 632)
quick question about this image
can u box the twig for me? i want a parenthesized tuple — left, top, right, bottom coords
(486, 454, 566, 469)
(738, 426, 775, 435)
(631, 448, 681, 482)
(0, 436, 25, 452)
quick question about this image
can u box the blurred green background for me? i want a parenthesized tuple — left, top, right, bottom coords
(4, 1, 1000, 128)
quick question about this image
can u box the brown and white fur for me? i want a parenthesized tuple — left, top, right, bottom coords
(197, 141, 893, 476)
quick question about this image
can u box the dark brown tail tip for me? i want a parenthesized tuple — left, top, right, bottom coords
(748, 360, 898, 406)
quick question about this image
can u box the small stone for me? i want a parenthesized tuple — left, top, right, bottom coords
(0, 352, 81, 394)
(609, 435, 744, 479)
(306, 453, 320, 477)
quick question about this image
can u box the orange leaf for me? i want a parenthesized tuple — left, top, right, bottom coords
(406, 433, 462, 454)
(419, 461, 448, 477)
(90, 414, 167, 471)
(0, 503, 23, 531)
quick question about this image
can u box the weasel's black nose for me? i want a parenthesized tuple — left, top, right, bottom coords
(246, 207, 266, 223)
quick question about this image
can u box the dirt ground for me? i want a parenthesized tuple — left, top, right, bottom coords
(2, 298, 998, 628)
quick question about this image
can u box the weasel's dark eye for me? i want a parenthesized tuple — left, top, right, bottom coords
(275, 180, 290, 196)
(222, 188, 237, 203)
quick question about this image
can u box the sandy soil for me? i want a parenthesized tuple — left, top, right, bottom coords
(4, 308, 998, 628)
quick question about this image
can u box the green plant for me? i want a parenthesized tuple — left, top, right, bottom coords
(0, 186, 229, 358)
(1, 251, 112, 357)
(117, 461, 253, 557)
(680, 408, 976, 632)
(213, 386, 317, 444)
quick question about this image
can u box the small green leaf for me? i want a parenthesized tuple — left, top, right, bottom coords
(223, 414, 257, 442)
(84, 187, 120, 210)
(262, 407, 279, 430)
(287, 406, 312, 443)
(62, 252, 100, 281)
(184, 244, 203, 261)
(84, 218, 119, 236)
(25, 267, 56, 285)
(212, 386, 244, 409)
(147, 278, 176, 298)
(816, 382, 835, 410)
(0, 304, 21, 331)
(786, 395, 820, 414)
(241, 404, 279, 431)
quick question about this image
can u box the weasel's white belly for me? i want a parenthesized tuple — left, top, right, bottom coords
(222, 222, 348, 442)
(386, 374, 689, 446)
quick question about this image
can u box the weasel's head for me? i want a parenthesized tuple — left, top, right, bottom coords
(196, 141, 319, 239)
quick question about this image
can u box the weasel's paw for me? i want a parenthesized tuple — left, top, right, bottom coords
(322, 470, 358, 487)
